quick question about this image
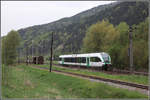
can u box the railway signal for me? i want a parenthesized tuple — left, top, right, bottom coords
(50, 32, 53, 72)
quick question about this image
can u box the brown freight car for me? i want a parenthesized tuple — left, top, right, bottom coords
(33, 56, 38, 64)
(32, 56, 44, 64)
(38, 56, 44, 64)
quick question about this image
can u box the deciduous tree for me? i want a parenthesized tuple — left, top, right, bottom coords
(2, 30, 21, 65)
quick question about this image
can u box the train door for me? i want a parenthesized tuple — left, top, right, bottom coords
(86, 57, 90, 67)
(62, 58, 64, 64)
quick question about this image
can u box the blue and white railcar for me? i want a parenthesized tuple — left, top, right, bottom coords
(59, 52, 111, 70)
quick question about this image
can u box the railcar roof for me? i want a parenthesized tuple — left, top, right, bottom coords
(59, 52, 108, 58)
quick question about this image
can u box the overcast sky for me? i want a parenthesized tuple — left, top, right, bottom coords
(1, 1, 115, 36)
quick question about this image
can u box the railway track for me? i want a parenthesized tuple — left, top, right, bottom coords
(53, 70, 149, 90)
(52, 63, 148, 76)
(31, 65, 149, 90)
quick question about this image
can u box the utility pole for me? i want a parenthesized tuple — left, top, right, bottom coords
(26, 46, 29, 65)
(50, 32, 53, 72)
(18, 49, 20, 64)
(129, 26, 133, 73)
(32, 40, 34, 57)
(36, 46, 38, 64)
(32, 40, 34, 64)
(42, 40, 45, 56)
(19, 49, 21, 64)
(25, 42, 29, 65)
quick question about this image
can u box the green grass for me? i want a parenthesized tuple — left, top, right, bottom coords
(36, 64, 148, 85)
(53, 61, 59, 64)
(2, 64, 147, 98)
(44, 60, 59, 64)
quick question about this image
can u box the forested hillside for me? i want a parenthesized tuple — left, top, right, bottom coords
(17, 1, 148, 69)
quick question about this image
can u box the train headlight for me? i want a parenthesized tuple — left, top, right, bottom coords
(102, 63, 105, 66)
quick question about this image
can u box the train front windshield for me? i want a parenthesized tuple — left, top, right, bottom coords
(101, 53, 110, 63)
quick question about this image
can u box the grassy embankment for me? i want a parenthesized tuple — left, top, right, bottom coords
(36, 64, 148, 85)
(2, 64, 148, 98)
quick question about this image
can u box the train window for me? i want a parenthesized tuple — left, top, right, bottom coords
(64, 58, 68, 62)
(64, 58, 66, 62)
(69, 58, 71, 62)
(78, 57, 82, 63)
(101, 53, 109, 61)
(74, 58, 76, 62)
(71, 58, 73, 62)
(67, 57, 74, 63)
(72, 58, 75, 62)
(64, 57, 86, 63)
(69, 58, 72, 62)
(59, 58, 62, 61)
(90, 57, 101, 62)
(81, 57, 86, 63)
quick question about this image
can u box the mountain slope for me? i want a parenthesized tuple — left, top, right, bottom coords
(18, 1, 148, 57)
